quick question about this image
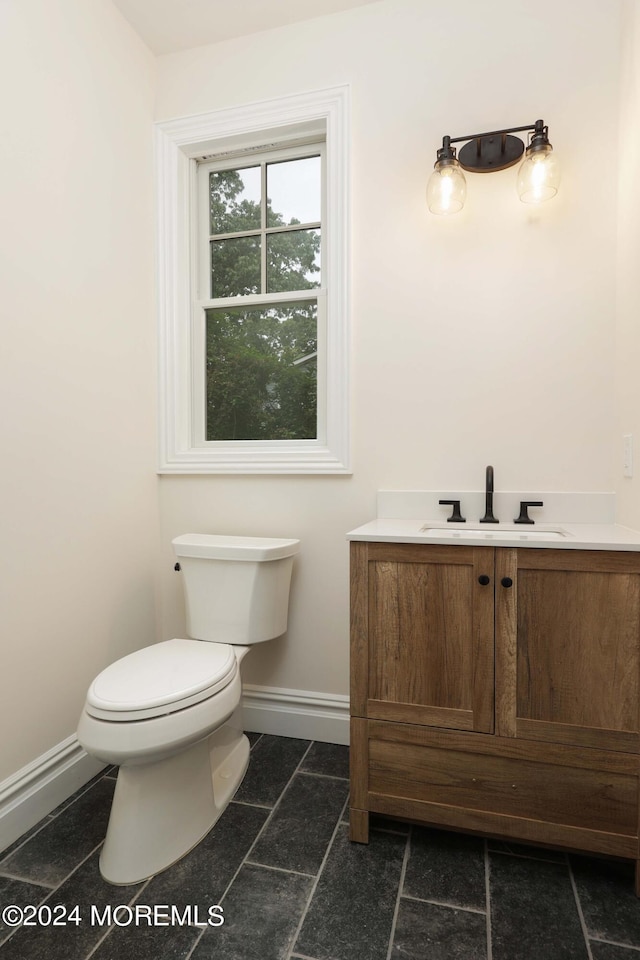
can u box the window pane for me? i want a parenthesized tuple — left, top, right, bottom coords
(267, 229, 321, 293)
(206, 301, 318, 441)
(210, 167, 261, 234)
(267, 156, 321, 227)
(211, 236, 260, 298)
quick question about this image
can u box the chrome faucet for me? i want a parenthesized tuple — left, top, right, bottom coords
(479, 465, 499, 523)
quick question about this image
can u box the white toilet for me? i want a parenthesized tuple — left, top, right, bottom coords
(77, 533, 299, 885)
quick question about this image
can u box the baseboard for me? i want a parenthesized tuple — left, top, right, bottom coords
(0, 736, 106, 854)
(0, 688, 349, 854)
(242, 684, 350, 745)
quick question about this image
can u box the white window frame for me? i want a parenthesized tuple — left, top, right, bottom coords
(155, 86, 350, 474)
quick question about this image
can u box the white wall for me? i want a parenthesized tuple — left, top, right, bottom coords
(0, 0, 157, 781)
(616, 0, 640, 530)
(155, 0, 623, 699)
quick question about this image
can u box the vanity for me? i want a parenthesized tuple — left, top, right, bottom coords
(348, 492, 640, 892)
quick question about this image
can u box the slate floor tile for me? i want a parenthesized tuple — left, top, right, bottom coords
(143, 801, 269, 913)
(191, 863, 313, 960)
(403, 826, 486, 911)
(46, 766, 111, 817)
(0, 849, 143, 960)
(294, 825, 407, 960)
(0, 778, 115, 887)
(0, 876, 51, 944)
(249, 772, 348, 875)
(234, 735, 311, 807)
(0, 819, 53, 866)
(490, 852, 588, 960)
(391, 898, 487, 960)
(89, 920, 202, 960)
(570, 855, 640, 948)
(300, 741, 350, 779)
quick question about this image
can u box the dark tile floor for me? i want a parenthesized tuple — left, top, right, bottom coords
(1, 734, 640, 959)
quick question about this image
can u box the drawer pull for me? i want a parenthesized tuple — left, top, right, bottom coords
(501, 577, 513, 588)
(478, 575, 490, 586)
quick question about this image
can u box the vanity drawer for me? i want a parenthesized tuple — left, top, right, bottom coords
(366, 722, 639, 857)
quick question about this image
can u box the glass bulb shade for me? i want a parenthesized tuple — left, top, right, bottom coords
(516, 144, 560, 204)
(427, 159, 467, 215)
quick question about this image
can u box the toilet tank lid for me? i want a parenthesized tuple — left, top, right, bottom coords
(172, 534, 300, 561)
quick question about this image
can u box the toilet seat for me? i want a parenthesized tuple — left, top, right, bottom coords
(86, 638, 237, 722)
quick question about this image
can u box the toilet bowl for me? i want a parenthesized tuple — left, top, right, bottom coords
(77, 534, 299, 885)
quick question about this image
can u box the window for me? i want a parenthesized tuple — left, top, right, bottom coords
(197, 147, 323, 443)
(155, 86, 349, 473)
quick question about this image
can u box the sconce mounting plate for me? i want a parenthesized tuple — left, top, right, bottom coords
(458, 134, 524, 173)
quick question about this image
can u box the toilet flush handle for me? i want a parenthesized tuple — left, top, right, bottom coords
(174, 563, 181, 572)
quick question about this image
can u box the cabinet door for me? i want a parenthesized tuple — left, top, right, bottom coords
(351, 542, 495, 733)
(495, 548, 640, 753)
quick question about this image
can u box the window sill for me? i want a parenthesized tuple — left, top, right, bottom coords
(157, 445, 351, 475)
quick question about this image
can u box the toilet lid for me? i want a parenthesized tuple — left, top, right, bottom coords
(85, 638, 237, 721)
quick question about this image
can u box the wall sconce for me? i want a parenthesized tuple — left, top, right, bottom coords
(426, 119, 560, 215)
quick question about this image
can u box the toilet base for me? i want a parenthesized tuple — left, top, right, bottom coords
(99, 714, 250, 885)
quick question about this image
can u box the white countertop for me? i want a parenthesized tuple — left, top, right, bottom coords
(347, 518, 640, 551)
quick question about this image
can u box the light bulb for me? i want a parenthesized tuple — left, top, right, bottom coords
(427, 159, 467, 215)
(517, 143, 560, 204)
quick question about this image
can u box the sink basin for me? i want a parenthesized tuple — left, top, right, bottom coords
(420, 525, 569, 541)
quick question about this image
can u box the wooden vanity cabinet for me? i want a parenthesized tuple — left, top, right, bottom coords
(349, 541, 640, 890)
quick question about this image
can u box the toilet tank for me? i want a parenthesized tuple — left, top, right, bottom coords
(171, 534, 300, 644)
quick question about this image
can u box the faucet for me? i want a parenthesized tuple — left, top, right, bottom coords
(479, 465, 499, 523)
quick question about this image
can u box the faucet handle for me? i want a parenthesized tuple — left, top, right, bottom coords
(514, 500, 544, 524)
(439, 499, 466, 523)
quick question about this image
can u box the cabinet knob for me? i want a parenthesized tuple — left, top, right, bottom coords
(501, 577, 513, 588)
(478, 575, 490, 586)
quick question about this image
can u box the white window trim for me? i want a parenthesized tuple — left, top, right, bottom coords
(155, 85, 350, 474)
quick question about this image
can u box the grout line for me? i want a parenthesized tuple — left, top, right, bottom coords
(589, 936, 640, 952)
(0, 868, 55, 889)
(568, 857, 594, 960)
(244, 859, 316, 879)
(82, 876, 153, 960)
(385, 826, 411, 960)
(400, 892, 487, 916)
(183, 927, 208, 960)
(484, 841, 493, 960)
(284, 794, 351, 960)
(230, 798, 273, 810)
(297, 770, 349, 782)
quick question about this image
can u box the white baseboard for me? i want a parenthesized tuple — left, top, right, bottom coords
(242, 684, 350, 745)
(0, 736, 106, 854)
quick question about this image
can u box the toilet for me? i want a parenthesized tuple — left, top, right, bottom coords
(77, 533, 299, 885)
